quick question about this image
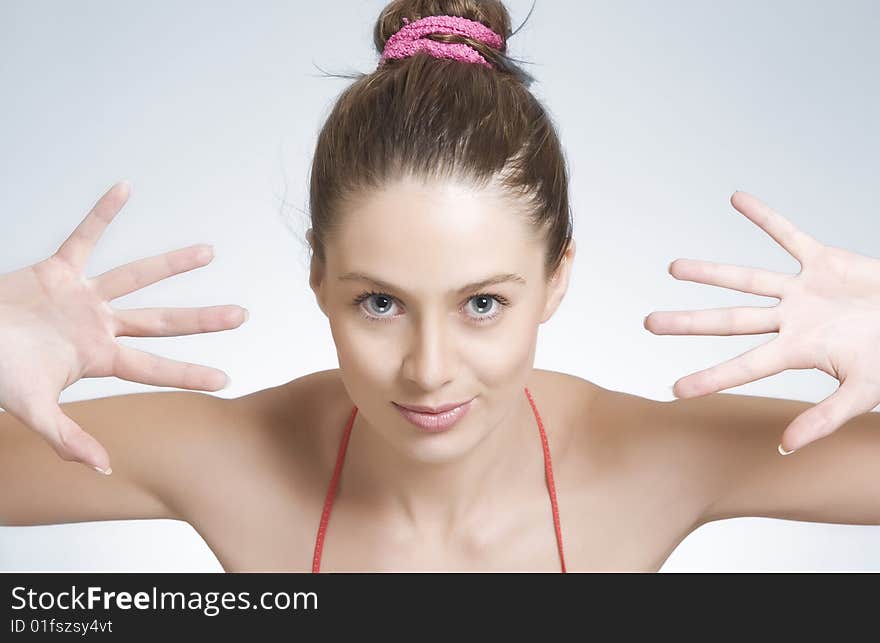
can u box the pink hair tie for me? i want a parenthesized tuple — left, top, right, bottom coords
(379, 14, 504, 70)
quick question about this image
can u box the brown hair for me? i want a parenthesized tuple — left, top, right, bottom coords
(307, 0, 573, 282)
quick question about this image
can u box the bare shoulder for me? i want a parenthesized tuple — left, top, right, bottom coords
(226, 369, 351, 481)
(159, 370, 348, 531)
(528, 368, 661, 449)
(536, 370, 710, 529)
(232, 369, 347, 445)
(535, 369, 680, 446)
(233, 368, 345, 426)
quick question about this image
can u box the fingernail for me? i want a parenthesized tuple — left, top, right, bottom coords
(92, 465, 113, 475)
(223, 374, 232, 390)
(243, 308, 250, 322)
(778, 444, 795, 456)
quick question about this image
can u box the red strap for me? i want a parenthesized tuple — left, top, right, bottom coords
(311, 405, 357, 573)
(525, 386, 568, 573)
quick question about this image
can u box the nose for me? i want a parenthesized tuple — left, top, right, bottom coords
(401, 312, 456, 390)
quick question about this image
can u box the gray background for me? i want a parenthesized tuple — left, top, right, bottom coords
(1, 0, 878, 571)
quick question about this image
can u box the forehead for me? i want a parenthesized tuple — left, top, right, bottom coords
(329, 177, 540, 274)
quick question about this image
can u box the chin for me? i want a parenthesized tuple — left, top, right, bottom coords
(387, 416, 490, 464)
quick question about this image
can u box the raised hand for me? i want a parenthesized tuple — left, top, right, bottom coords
(0, 181, 248, 473)
(644, 191, 880, 454)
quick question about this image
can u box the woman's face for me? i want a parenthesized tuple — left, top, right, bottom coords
(309, 176, 575, 463)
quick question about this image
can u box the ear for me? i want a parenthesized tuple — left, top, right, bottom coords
(306, 229, 328, 316)
(540, 238, 576, 324)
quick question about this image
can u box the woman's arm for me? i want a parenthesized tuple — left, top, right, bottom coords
(663, 392, 880, 526)
(0, 390, 230, 526)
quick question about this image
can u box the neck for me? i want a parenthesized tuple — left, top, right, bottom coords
(342, 389, 538, 542)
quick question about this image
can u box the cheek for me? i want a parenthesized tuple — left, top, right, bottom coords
(466, 315, 538, 386)
(328, 315, 394, 379)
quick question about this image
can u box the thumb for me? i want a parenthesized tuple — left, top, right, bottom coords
(780, 379, 878, 454)
(33, 403, 113, 475)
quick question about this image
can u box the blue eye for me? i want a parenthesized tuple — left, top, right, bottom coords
(352, 291, 510, 325)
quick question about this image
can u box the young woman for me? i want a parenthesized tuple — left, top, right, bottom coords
(1, 0, 878, 572)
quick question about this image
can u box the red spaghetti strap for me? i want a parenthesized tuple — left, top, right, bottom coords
(311, 404, 358, 573)
(525, 386, 568, 573)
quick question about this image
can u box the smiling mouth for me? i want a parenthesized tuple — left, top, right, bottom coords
(392, 398, 475, 432)
(393, 399, 473, 414)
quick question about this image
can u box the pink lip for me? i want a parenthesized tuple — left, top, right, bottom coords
(394, 399, 473, 413)
(393, 398, 474, 432)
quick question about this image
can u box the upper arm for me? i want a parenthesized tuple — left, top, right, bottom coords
(0, 390, 231, 526)
(666, 392, 880, 527)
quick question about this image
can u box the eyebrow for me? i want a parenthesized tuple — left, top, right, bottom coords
(338, 271, 527, 296)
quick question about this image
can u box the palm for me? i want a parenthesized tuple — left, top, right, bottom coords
(22, 257, 119, 384)
(780, 245, 880, 382)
